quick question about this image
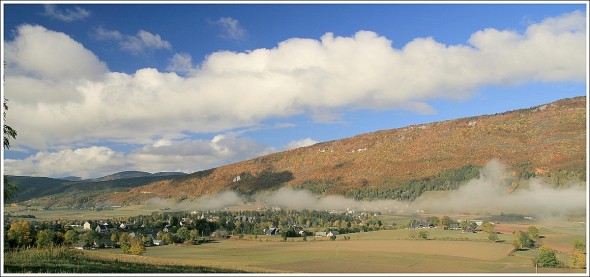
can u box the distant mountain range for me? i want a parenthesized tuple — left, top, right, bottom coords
(6, 96, 586, 208)
(5, 171, 187, 204)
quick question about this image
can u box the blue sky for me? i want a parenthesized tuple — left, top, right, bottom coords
(1, 1, 587, 179)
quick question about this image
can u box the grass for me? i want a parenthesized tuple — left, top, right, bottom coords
(3, 246, 246, 273)
(94, 231, 542, 273)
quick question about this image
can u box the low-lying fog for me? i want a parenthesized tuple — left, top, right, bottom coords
(145, 159, 587, 218)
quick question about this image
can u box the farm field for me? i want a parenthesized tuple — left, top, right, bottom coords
(3, 206, 159, 221)
(94, 227, 586, 274)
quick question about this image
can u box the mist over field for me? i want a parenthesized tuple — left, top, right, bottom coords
(144, 159, 586, 217)
(410, 159, 587, 217)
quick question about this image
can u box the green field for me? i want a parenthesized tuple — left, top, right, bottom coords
(4, 206, 159, 221)
(92, 228, 585, 273)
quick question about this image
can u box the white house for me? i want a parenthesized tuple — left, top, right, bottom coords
(83, 221, 92, 230)
(327, 231, 339, 237)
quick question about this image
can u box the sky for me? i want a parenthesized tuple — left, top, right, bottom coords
(1, 1, 588, 179)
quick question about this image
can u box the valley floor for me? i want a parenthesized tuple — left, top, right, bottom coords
(91, 227, 586, 274)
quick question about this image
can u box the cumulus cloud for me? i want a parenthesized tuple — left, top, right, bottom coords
(43, 4, 90, 22)
(285, 137, 319, 150)
(214, 17, 247, 41)
(92, 26, 171, 54)
(4, 11, 586, 152)
(3, 146, 127, 179)
(5, 25, 107, 81)
(167, 53, 194, 75)
(4, 135, 274, 179)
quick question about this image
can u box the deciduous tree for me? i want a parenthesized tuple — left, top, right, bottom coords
(6, 220, 33, 248)
(36, 229, 55, 248)
(535, 247, 561, 268)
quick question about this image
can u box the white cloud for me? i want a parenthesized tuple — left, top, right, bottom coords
(4, 146, 127, 179)
(215, 17, 247, 41)
(4, 11, 586, 151)
(4, 135, 274, 179)
(43, 4, 90, 22)
(92, 27, 171, 54)
(5, 25, 108, 81)
(285, 137, 319, 150)
(167, 53, 194, 74)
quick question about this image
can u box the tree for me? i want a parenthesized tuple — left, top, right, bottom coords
(572, 240, 585, 252)
(513, 231, 534, 250)
(161, 233, 173, 244)
(64, 230, 79, 245)
(440, 216, 453, 230)
(418, 231, 429, 240)
(6, 220, 33, 248)
(189, 230, 199, 242)
(569, 249, 586, 269)
(36, 229, 55, 248)
(3, 97, 18, 201)
(141, 235, 153, 246)
(481, 221, 495, 234)
(122, 237, 145, 255)
(176, 226, 190, 242)
(110, 231, 120, 242)
(535, 247, 561, 268)
(528, 226, 540, 240)
(569, 240, 586, 269)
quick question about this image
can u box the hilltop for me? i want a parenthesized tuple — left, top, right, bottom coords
(113, 96, 586, 205)
(8, 96, 586, 208)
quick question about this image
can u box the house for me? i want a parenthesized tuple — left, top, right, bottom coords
(315, 232, 327, 237)
(119, 222, 136, 230)
(93, 239, 114, 248)
(95, 222, 116, 233)
(265, 227, 279, 235)
(153, 240, 166, 246)
(74, 241, 92, 250)
(95, 225, 109, 233)
(410, 221, 429, 229)
(234, 216, 256, 223)
(448, 223, 460, 230)
(327, 230, 339, 237)
(83, 221, 92, 230)
(143, 233, 156, 241)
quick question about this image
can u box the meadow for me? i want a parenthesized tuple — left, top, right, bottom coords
(92, 225, 585, 274)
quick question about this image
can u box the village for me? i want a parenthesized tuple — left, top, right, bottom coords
(4, 207, 495, 251)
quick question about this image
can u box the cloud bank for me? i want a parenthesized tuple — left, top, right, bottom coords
(3, 11, 586, 179)
(4, 134, 274, 179)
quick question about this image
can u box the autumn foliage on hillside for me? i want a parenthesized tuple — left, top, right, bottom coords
(109, 96, 586, 205)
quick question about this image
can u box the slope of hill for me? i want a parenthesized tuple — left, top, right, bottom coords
(107, 96, 585, 205)
(10, 96, 586, 208)
(5, 171, 187, 203)
(90, 171, 187, 182)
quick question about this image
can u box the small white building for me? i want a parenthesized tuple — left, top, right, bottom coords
(327, 231, 339, 237)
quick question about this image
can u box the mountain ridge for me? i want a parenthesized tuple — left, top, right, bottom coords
(8, 96, 586, 207)
(112, 96, 585, 205)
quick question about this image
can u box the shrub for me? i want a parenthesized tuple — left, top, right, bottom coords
(535, 247, 561, 268)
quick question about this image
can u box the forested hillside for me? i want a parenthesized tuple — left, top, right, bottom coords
(9, 97, 586, 208)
